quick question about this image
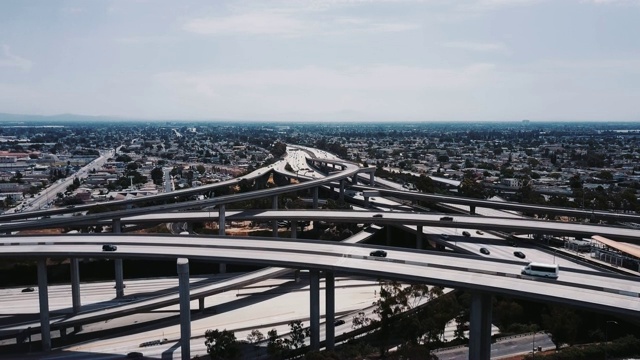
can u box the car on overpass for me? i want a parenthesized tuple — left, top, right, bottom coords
(369, 250, 387, 258)
(102, 244, 117, 252)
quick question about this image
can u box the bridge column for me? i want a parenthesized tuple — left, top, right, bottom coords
(112, 219, 124, 298)
(470, 205, 476, 215)
(70, 258, 81, 314)
(369, 171, 375, 186)
(186, 222, 193, 233)
(352, 174, 358, 185)
(199, 298, 205, 311)
(291, 220, 298, 239)
(218, 204, 226, 274)
(325, 272, 335, 350)
(386, 226, 392, 246)
(177, 258, 191, 360)
(310, 270, 320, 351)
(339, 180, 345, 201)
(272, 195, 278, 238)
(364, 194, 370, 208)
(37, 259, 51, 352)
(218, 204, 226, 235)
(469, 292, 493, 360)
(416, 225, 423, 249)
(70, 258, 83, 331)
(312, 187, 319, 209)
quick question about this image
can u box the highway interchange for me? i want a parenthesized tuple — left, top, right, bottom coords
(1, 144, 639, 359)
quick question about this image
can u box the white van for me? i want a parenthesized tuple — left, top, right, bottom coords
(521, 262, 559, 279)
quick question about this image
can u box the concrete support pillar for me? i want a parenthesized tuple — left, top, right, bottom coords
(186, 222, 193, 232)
(470, 205, 476, 215)
(218, 204, 226, 235)
(177, 258, 191, 360)
(70, 259, 83, 332)
(386, 226, 392, 246)
(364, 195, 370, 208)
(309, 270, 320, 351)
(272, 195, 278, 237)
(37, 259, 51, 352)
(469, 292, 493, 360)
(112, 219, 124, 298)
(312, 187, 319, 209)
(219, 204, 226, 274)
(199, 298, 205, 311)
(294, 270, 300, 283)
(114, 259, 124, 298)
(325, 272, 335, 350)
(291, 220, 298, 239)
(369, 171, 375, 186)
(339, 180, 345, 201)
(416, 225, 423, 249)
(70, 258, 81, 315)
(112, 218, 121, 233)
(352, 174, 358, 185)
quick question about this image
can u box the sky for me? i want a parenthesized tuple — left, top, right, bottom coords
(0, 0, 639, 122)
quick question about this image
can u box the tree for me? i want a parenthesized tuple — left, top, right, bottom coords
(267, 329, 287, 359)
(287, 320, 310, 350)
(598, 170, 614, 181)
(204, 329, 240, 360)
(150, 167, 164, 185)
(459, 175, 486, 199)
(246, 329, 264, 344)
(542, 305, 581, 350)
(196, 164, 206, 175)
(115, 154, 132, 163)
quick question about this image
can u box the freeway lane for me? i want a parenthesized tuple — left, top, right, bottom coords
(112, 209, 640, 243)
(0, 161, 361, 230)
(5, 209, 639, 243)
(354, 186, 640, 223)
(1, 235, 638, 318)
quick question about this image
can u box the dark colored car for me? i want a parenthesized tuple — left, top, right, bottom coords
(102, 244, 118, 252)
(440, 216, 453, 221)
(373, 214, 383, 218)
(370, 250, 387, 258)
(514, 251, 526, 259)
(334, 319, 346, 326)
(439, 234, 449, 240)
(126, 352, 143, 359)
(476, 230, 484, 235)
(480, 247, 490, 255)
(462, 231, 471, 237)
(22, 287, 35, 293)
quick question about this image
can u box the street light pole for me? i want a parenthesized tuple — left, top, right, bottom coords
(605, 320, 618, 360)
(532, 330, 535, 359)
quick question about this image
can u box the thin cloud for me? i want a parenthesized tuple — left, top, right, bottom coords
(443, 41, 508, 52)
(184, 9, 418, 37)
(0, 45, 33, 71)
(115, 36, 177, 44)
(585, 0, 640, 5)
(184, 12, 309, 36)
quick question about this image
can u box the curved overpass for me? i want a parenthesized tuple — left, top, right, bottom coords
(1, 234, 638, 317)
(5, 209, 640, 244)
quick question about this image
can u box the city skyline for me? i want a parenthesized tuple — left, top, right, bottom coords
(1, 0, 639, 122)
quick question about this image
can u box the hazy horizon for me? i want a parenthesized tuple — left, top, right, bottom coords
(1, 1, 639, 122)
